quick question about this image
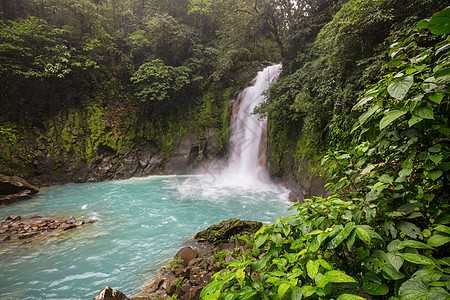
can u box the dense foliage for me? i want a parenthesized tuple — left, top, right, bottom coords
(200, 8, 449, 299)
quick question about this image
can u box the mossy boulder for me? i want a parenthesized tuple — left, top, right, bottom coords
(195, 218, 262, 245)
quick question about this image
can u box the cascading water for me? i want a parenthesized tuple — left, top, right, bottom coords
(219, 64, 282, 186)
(0, 64, 288, 300)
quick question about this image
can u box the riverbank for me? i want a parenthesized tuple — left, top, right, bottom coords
(93, 218, 263, 300)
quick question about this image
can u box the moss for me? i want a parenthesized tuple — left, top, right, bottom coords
(195, 218, 262, 245)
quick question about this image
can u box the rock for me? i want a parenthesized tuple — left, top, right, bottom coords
(5, 215, 21, 222)
(93, 286, 130, 300)
(195, 218, 262, 245)
(65, 216, 77, 224)
(0, 174, 39, 195)
(18, 232, 38, 239)
(0, 228, 8, 234)
(0, 174, 40, 205)
(225, 254, 235, 263)
(0, 235, 10, 242)
(62, 223, 77, 231)
(175, 247, 198, 267)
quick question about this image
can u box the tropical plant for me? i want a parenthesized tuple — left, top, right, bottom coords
(200, 7, 449, 300)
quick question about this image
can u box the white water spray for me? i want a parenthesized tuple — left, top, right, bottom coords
(219, 64, 282, 187)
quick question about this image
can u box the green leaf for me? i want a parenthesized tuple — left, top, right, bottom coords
(362, 282, 389, 295)
(414, 102, 435, 119)
(434, 225, 450, 234)
(428, 7, 450, 35)
(346, 229, 357, 251)
(356, 226, 371, 243)
(319, 259, 333, 271)
(387, 252, 404, 271)
(399, 277, 450, 300)
(399, 278, 428, 299)
(251, 259, 267, 273)
(254, 233, 269, 249)
(336, 294, 365, 300)
(270, 233, 283, 245)
(429, 170, 443, 181)
(413, 268, 443, 282)
(429, 154, 444, 165)
(307, 260, 321, 279)
(324, 270, 357, 283)
(398, 240, 435, 250)
(327, 222, 356, 249)
(315, 273, 330, 288)
(383, 263, 405, 280)
(380, 110, 407, 130)
(278, 283, 291, 299)
(359, 104, 381, 124)
(428, 235, 450, 247)
(429, 93, 444, 104)
(417, 19, 430, 29)
(409, 116, 424, 127)
(291, 286, 303, 300)
(398, 253, 435, 266)
(301, 286, 317, 297)
(387, 75, 414, 100)
(398, 221, 423, 239)
(429, 144, 442, 153)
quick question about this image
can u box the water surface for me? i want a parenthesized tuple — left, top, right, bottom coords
(0, 175, 290, 299)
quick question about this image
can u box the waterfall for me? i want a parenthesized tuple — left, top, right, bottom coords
(220, 64, 282, 187)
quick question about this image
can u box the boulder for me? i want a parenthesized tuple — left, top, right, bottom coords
(0, 174, 39, 195)
(195, 218, 262, 245)
(0, 174, 39, 205)
(5, 215, 21, 222)
(175, 247, 198, 267)
(93, 286, 129, 300)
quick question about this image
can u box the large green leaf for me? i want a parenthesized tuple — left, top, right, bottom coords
(301, 285, 317, 297)
(291, 286, 303, 300)
(398, 253, 435, 266)
(307, 260, 321, 279)
(362, 282, 389, 295)
(399, 278, 450, 300)
(398, 240, 435, 250)
(278, 283, 291, 299)
(428, 235, 450, 247)
(380, 110, 407, 130)
(387, 75, 414, 100)
(324, 270, 357, 283)
(383, 264, 405, 280)
(434, 225, 450, 234)
(387, 252, 404, 271)
(414, 102, 435, 120)
(254, 233, 269, 249)
(398, 222, 423, 239)
(428, 7, 450, 35)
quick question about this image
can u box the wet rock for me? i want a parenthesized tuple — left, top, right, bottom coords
(5, 215, 21, 222)
(0, 235, 10, 242)
(62, 223, 77, 231)
(18, 232, 38, 239)
(175, 247, 198, 267)
(0, 174, 39, 195)
(93, 286, 130, 300)
(0, 228, 8, 234)
(65, 216, 77, 224)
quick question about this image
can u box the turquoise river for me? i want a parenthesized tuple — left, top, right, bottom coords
(0, 175, 291, 299)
